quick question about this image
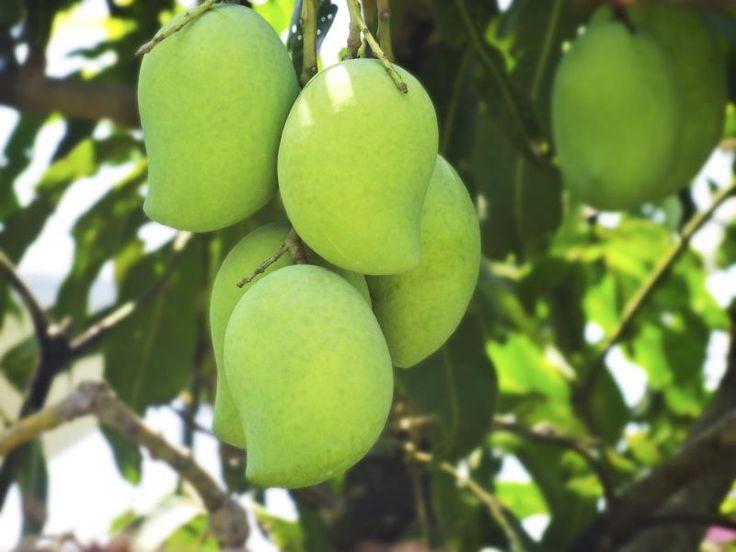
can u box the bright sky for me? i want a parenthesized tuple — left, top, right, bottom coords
(0, 0, 735, 549)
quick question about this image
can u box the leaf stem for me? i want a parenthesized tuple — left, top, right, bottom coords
(136, 0, 218, 57)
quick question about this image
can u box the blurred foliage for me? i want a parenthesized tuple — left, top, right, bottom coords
(1, 0, 736, 550)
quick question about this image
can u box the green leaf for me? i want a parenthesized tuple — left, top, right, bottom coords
(163, 514, 218, 551)
(18, 441, 48, 536)
(397, 313, 497, 461)
(103, 237, 203, 413)
(54, 160, 147, 331)
(0, 335, 38, 391)
(101, 426, 142, 484)
(496, 481, 547, 520)
(253, 505, 305, 551)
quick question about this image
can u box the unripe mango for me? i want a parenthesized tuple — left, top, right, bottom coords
(138, 5, 299, 232)
(278, 59, 439, 275)
(224, 265, 393, 488)
(551, 21, 679, 210)
(368, 156, 480, 368)
(209, 224, 370, 447)
(628, 4, 726, 198)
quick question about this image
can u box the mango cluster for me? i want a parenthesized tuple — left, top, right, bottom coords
(137, 5, 481, 489)
(552, 5, 727, 211)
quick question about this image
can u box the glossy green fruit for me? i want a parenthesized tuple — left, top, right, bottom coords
(138, 5, 299, 232)
(278, 58, 439, 275)
(551, 21, 679, 210)
(224, 265, 393, 488)
(368, 156, 480, 368)
(209, 223, 370, 447)
(628, 4, 726, 197)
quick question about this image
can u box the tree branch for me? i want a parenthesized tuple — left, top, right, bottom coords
(571, 409, 736, 551)
(0, 66, 138, 128)
(299, 0, 318, 86)
(0, 249, 51, 353)
(492, 416, 617, 507)
(0, 233, 192, 509)
(575, 180, 736, 406)
(406, 445, 527, 552)
(0, 382, 248, 548)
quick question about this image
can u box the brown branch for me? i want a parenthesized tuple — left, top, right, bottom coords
(376, 0, 394, 61)
(0, 249, 51, 353)
(0, 66, 138, 128)
(285, 228, 308, 265)
(570, 409, 736, 551)
(0, 233, 192, 509)
(493, 417, 617, 507)
(635, 513, 736, 533)
(0, 382, 248, 548)
(574, 180, 736, 409)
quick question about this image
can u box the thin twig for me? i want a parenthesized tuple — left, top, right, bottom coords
(0, 382, 248, 548)
(300, 0, 318, 86)
(136, 0, 218, 56)
(0, 250, 51, 351)
(574, 180, 736, 404)
(407, 445, 526, 552)
(376, 0, 394, 61)
(493, 416, 617, 507)
(346, 0, 407, 94)
(69, 232, 193, 356)
(236, 243, 288, 288)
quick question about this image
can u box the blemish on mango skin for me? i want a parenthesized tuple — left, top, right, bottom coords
(138, 4, 298, 232)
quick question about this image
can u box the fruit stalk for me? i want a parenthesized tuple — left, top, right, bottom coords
(346, 0, 407, 93)
(136, 0, 218, 56)
(376, 0, 394, 62)
(300, 0, 319, 86)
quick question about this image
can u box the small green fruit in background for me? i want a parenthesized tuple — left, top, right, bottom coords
(627, 4, 727, 198)
(551, 21, 678, 210)
(209, 224, 370, 448)
(224, 265, 393, 488)
(369, 156, 480, 368)
(138, 4, 299, 232)
(278, 58, 439, 275)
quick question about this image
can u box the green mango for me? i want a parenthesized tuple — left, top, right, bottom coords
(138, 5, 298, 232)
(209, 223, 370, 447)
(278, 58, 439, 275)
(551, 20, 679, 210)
(628, 4, 727, 197)
(368, 156, 480, 368)
(224, 265, 393, 488)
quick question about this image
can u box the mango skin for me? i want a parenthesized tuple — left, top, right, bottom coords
(224, 265, 393, 488)
(368, 156, 480, 368)
(278, 58, 439, 275)
(138, 5, 299, 232)
(628, 4, 726, 198)
(551, 22, 679, 210)
(209, 223, 370, 447)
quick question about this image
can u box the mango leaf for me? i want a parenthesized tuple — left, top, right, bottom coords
(496, 481, 547, 520)
(163, 514, 218, 552)
(253, 505, 305, 551)
(54, 160, 147, 331)
(102, 426, 142, 484)
(0, 335, 38, 391)
(17, 441, 48, 536)
(397, 313, 497, 461)
(103, 237, 203, 413)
